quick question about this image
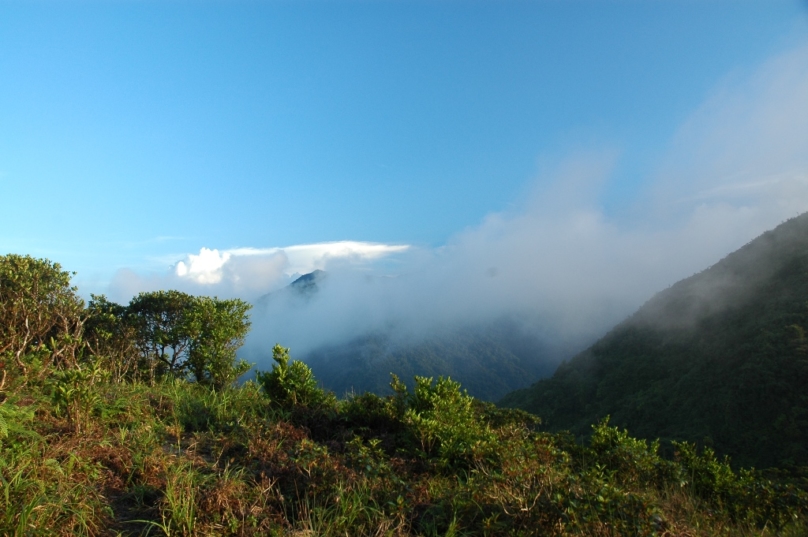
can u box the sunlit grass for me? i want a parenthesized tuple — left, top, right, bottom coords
(0, 368, 805, 536)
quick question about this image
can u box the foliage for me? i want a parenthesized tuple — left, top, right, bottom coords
(0, 351, 804, 535)
(0, 400, 36, 446)
(127, 290, 197, 380)
(0, 254, 84, 380)
(84, 294, 139, 383)
(186, 296, 252, 390)
(256, 344, 334, 410)
(48, 358, 108, 433)
(587, 417, 674, 488)
(87, 291, 253, 388)
(393, 374, 496, 469)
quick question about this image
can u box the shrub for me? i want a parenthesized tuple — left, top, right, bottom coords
(396, 375, 496, 469)
(0, 254, 84, 381)
(673, 440, 808, 528)
(588, 417, 675, 487)
(256, 345, 333, 410)
(48, 359, 108, 434)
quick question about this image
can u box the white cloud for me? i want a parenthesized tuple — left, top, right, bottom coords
(225, 241, 410, 276)
(243, 39, 808, 358)
(107, 241, 410, 302)
(175, 248, 231, 284)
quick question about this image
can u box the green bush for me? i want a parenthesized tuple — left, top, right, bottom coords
(0, 254, 84, 382)
(256, 344, 334, 410)
(395, 374, 496, 469)
(48, 359, 108, 434)
(588, 417, 675, 487)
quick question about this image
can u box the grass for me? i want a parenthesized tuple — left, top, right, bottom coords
(0, 368, 805, 536)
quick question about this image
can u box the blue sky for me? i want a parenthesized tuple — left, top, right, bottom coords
(2, 1, 808, 318)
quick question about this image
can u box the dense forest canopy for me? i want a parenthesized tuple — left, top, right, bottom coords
(300, 323, 562, 402)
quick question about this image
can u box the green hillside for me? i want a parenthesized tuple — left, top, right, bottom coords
(500, 213, 808, 469)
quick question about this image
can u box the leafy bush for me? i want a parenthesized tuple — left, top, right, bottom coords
(48, 359, 108, 433)
(393, 374, 496, 469)
(588, 417, 675, 487)
(0, 254, 84, 382)
(672, 440, 807, 528)
(84, 294, 139, 383)
(257, 344, 334, 410)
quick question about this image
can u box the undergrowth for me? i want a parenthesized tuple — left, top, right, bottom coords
(0, 360, 806, 536)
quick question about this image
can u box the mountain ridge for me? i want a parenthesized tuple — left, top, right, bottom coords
(250, 271, 573, 401)
(302, 318, 569, 401)
(500, 212, 808, 468)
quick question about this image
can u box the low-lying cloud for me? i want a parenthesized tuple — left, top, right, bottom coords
(108, 40, 808, 363)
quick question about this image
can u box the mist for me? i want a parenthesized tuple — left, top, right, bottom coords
(107, 40, 808, 368)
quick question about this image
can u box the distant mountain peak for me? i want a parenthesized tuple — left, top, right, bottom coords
(252, 270, 326, 307)
(290, 269, 326, 293)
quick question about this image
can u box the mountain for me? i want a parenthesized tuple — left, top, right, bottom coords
(289, 269, 326, 293)
(251, 271, 573, 402)
(302, 318, 568, 401)
(253, 270, 326, 307)
(500, 213, 808, 468)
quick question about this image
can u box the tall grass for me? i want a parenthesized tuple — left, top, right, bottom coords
(0, 370, 804, 536)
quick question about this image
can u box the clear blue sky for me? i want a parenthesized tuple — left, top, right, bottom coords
(2, 1, 807, 294)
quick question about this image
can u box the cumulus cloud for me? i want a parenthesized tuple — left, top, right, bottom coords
(175, 248, 231, 284)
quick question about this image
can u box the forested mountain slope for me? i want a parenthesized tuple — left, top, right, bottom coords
(500, 212, 808, 468)
(253, 273, 569, 402)
(303, 319, 564, 401)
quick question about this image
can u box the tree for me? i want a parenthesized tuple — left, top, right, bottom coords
(126, 291, 252, 388)
(84, 295, 139, 383)
(127, 290, 196, 382)
(187, 296, 252, 390)
(0, 254, 84, 383)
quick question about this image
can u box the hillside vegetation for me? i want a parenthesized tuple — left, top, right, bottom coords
(303, 321, 562, 401)
(0, 253, 807, 535)
(500, 213, 808, 469)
